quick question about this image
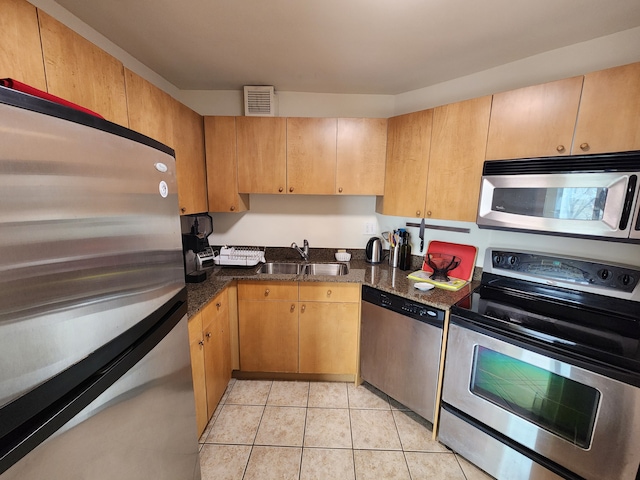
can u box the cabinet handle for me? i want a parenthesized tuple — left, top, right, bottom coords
(198, 340, 204, 347)
(264, 289, 270, 297)
(279, 187, 284, 193)
(327, 289, 332, 297)
(290, 304, 295, 312)
(301, 304, 306, 313)
(216, 302, 221, 310)
(338, 187, 343, 193)
(289, 187, 294, 193)
(205, 332, 212, 338)
(180, 207, 186, 213)
(556, 145, 565, 153)
(580, 142, 590, 151)
(426, 211, 432, 217)
(230, 205, 235, 211)
(416, 210, 421, 216)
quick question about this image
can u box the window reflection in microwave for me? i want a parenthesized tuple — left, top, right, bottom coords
(492, 187, 607, 220)
(470, 346, 600, 448)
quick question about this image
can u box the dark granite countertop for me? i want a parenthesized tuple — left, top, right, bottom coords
(186, 247, 480, 317)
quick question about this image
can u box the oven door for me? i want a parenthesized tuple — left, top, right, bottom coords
(477, 171, 639, 240)
(441, 318, 640, 480)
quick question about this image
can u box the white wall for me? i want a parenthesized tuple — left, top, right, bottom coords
(28, 1, 640, 266)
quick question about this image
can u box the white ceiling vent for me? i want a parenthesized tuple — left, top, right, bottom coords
(244, 86, 275, 116)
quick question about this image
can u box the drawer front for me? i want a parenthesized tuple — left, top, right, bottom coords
(299, 282, 359, 303)
(202, 289, 229, 331)
(238, 280, 298, 301)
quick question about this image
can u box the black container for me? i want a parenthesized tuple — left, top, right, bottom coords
(398, 232, 412, 270)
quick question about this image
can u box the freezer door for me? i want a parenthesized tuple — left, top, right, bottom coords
(1, 314, 200, 480)
(0, 95, 184, 407)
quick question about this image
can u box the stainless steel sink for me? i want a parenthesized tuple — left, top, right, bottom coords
(303, 263, 349, 276)
(256, 262, 304, 274)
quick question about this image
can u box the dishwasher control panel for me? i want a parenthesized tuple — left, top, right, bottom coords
(362, 285, 445, 325)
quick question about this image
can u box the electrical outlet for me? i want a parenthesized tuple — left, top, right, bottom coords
(364, 222, 376, 235)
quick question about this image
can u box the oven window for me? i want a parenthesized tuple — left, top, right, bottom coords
(492, 187, 607, 220)
(470, 346, 600, 448)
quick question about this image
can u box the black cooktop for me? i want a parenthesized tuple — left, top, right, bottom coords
(451, 272, 640, 385)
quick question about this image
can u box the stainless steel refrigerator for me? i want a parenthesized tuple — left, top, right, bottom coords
(0, 86, 201, 479)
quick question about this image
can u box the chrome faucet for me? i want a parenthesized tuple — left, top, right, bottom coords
(291, 239, 309, 261)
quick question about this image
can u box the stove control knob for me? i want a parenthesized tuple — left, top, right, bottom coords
(619, 274, 634, 286)
(598, 269, 611, 281)
(507, 255, 519, 267)
(493, 254, 504, 266)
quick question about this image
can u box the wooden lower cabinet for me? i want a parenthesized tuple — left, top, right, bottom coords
(237, 280, 360, 376)
(187, 289, 231, 437)
(238, 281, 299, 372)
(187, 311, 208, 436)
(299, 282, 360, 375)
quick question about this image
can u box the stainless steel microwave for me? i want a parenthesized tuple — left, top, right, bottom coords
(477, 151, 640, 243)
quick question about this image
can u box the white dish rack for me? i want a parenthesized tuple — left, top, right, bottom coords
(213, 246, 266, 267)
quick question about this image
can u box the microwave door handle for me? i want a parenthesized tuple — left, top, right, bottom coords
(618, 175, 637, 231)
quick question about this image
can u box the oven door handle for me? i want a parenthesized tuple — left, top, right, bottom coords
(619, 174, 637, 231)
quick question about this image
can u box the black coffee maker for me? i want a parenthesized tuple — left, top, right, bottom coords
(181, 214, 213, 283)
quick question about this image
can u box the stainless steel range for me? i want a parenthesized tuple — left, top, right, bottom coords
(439, 249, 640, 480)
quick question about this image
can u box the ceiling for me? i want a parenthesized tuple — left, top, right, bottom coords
(54, 0, 640, 95)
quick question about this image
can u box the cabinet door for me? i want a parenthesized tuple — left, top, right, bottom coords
(573, 62, 640, 154)
(0, 0, 46, 90)
(336, 118, 387, 195)
(38, 11, 128, 126)
(299, 302, 359, 374)
(376, 109, 433, 217)
(205, 116, 249, 213)
(187, 312, 207, 436)
(173, 100, 208, 215)
(124, 68, 174, 147)
(485, 76, 583, 159)
(202, 290, 231, 416)
(286, 117, 337, 194)
(237, 116, 286, 193)
(425, 96, 492, 222)
(238, 300, 299, 373)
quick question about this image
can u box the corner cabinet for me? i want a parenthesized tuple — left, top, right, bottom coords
(204, 116, 249, 213)
(376, 109, 433, 217)
(187, 289, 231, 437)
(298, 282, 360, 375)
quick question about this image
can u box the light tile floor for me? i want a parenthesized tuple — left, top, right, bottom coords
(199, 379, 494, 480)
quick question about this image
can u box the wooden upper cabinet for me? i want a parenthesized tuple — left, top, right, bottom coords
(573, 62, 640, 154)
(204, 116, 249, 213)
(426, 96, 492, 222)
(173, 100, 208, 215)
(485, 76, 583, 159)
(287, 117, 337, 194)
(38, 11, 128, 126)
(0, 0, 46, 90)
(336, 118, 387, 195)
(376, 109, 433, 217)
(237, 116, 286, 194)
(124, 68, 174, 147)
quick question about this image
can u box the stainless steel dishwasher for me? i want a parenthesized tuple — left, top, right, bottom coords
(360, 285, 445, 423)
